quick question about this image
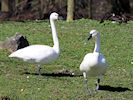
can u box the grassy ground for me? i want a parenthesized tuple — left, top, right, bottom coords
(0, 19, 132, 100)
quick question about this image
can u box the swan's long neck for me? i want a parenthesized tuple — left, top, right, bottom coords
(50, 19, 60, 54)
(93, 33, 100, 53)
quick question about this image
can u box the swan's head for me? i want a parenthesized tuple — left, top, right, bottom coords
(88, 30, 99, 40)
(50, 12, 59, 20)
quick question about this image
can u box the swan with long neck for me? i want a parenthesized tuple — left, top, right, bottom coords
(9, 12, 60, 75)
(80, 30, 107, 95)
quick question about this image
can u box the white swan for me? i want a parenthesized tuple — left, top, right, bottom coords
(80, 30, 107, 94)
(9, 12, 60, 75)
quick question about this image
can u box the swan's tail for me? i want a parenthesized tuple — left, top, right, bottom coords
(9, 52, 18, 58)
(9, 49, 22, 58)
(9, 53, 15, 57)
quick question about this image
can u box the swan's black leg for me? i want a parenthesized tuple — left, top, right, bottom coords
(36, 64, 41, 75)
(96, 78, 100, 90)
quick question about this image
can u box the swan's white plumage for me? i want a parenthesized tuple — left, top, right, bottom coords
(80, 30, 107, 94)
(80, 52, 106, 76)
(9, 12, 60, 75)
(9, 45, 59, 63)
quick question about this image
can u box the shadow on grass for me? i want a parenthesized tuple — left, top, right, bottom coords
(99, 85, 131, 92)
(23, 72, 82, 77)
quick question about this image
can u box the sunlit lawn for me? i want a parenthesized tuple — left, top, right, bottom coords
(0, 19, 133, 100)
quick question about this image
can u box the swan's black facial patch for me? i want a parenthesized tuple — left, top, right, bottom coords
(88, 34, 92, 40)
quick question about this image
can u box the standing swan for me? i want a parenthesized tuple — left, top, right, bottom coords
(9, 12, 60, 75)
(80, 30, 107, 95)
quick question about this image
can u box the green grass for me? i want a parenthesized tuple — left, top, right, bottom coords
(0, 19, 133, 100)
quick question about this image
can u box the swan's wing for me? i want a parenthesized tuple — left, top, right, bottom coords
(98, 53, 108, 67)
(80, 53, 94, 71)
(80, 53, 107, 76)
(9, 45, 58, 63)
(80, 53, 107, 70)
